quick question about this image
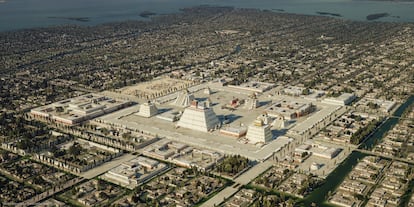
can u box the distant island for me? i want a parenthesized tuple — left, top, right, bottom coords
(48, 16, 90, 22)
(180, 5, 234, 13)
(316, 11, 342, 17)
(272, 9, 286, 12)
(139, 11, 157, 18)
(366, 13, 389, 20)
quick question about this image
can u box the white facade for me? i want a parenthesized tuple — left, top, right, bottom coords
(246, 119, 273, 144)
(30, 93, 131, 125)
(322, 93, 356, 106)
(171, 90, 195, 107)
(244, 98, 259, 110)
(273, 116, 288, 129)
(228, 81, 275, 93)
(103, 156, 167, 189)
(137, 102, 158, 118)
(204, 87, 212, 95)
(177, 101, 220, 132)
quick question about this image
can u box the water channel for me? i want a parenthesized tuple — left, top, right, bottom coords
(300, 95, 414, 207)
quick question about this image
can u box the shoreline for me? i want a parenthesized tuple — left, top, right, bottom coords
(0, 5, 412, 33)
(316, 11, 342, 17)
(366, 12, 389, 20)
(48, 16, 90, 22)
(139, 11, 157, 18)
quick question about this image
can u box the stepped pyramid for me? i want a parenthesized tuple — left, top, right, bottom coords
(136, 102, 158, 118)
(244, 93, 259, 110)
(177, 100, 220, 132)
(171, 89, 195, 108)
(204, 87, 212, 95)
(273, 116, 288, 129)
(246, 117, 273, 144)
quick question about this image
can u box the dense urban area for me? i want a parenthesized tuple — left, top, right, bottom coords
(0, 6, 414, 207)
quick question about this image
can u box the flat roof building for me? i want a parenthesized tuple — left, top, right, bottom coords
(295, 142, 342, 159)
(322, 93, 356, 106)
(282, 86, 305, 96)
(356, 98, 396, 113)
(265, 99, 314, 120)
(220, 126, 248, 138)
(30, 93, 131, 125)
(228, 81, 275, 93)
(156, 110, 180, 122)
(102, 156, 167, 189)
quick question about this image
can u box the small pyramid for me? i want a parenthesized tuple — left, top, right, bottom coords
(204, 87, 212, 95)
(171, 89, 195, 108)
(273, 116, 288, 129)
(245, 93, 259, 110)
(246, 116, 273, 144)
(137, 102, 158, 118)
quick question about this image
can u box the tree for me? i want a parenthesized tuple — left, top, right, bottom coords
(216, 155, 249, 175)
(0, 151, 10, 161)
(122, 132, 132, 139)
(101, 128, 110, 136)
(354, 115, 363, 122)
(32, 176, 46, 185)
(17, 138, 33, 150)
(68, 142, 83, 156)
(55, 106, 64, 113)
(302, 88, 311, 95)
(224, 163, 232, 173)
(367, 102, 379, 109)
(99, 191, 109, 199)
(131, 194, 140, 203)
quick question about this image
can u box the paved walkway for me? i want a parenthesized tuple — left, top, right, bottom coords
(80, 153, 136, 179)
(201, 160, 273, 207)
(201, 186, 239, 207)
(234, 160, 273, 185)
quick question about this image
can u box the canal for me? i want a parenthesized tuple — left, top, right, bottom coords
(299, 95, 414, 207)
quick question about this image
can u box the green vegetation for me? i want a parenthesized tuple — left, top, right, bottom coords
(297, 174, 324, 196)
(400, 178, 414, 207)
(302, 88, 311, 95)
(215, 155, 249, 176)
(0, 113, 48, 141)
(245, 184, 301, 207)
(327, 91, 342, 98)
(68, 142, 83, 156)
(0, 6, 413, 207)
(350, 119, 381, 145)
(367, 102, 380, 109)
(252, 193, 296, 207)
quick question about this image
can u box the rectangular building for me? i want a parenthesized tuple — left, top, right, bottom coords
(30, 93, 132, 125)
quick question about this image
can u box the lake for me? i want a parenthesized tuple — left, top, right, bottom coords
(1, 0, 414, 32)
